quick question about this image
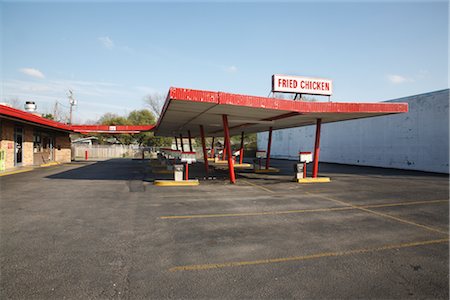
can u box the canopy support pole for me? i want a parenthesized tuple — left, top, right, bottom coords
(265, 127, 273, 169)
(188, 130, 193, 152)
(312, 118, 322, 178)
(200, 125, 209, 174)
(222, 115, 235, 184)
(239, 132, 244, 164)
(174, 136, 179, 150)
(211, 137, 215, 158)
(179, 134, 184, 152)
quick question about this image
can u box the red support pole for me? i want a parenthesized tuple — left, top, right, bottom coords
(312, 118, 322, 178)
(222, 115, 236, 184)
(179, 134, 184, 152)
(188, 130, 193, 152)
(265, 127, 273, 170)
(174, 136, 179, 150)
(85, 150, 88, 161)
(239, 131, 244, 164)
(200, 125, 209, 173)
(184, 163, 189, 181)
(211, 137, 215, 158)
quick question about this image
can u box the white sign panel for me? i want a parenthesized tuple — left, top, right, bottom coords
(299, 152, 313, 163)
(272, 74, 333, 96)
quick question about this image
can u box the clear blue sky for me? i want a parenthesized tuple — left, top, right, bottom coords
(1, 1, 448, 123)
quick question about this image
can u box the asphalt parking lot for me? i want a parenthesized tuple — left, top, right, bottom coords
(1, 158, 448, 299)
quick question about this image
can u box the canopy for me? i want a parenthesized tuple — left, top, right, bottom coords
(154, 87, 408, 137)
(70, 125, 154, 134)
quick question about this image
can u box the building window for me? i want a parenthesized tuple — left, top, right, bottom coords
(33, 133, 42, 153)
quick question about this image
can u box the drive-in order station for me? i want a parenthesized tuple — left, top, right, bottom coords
(152, 75, 408, 186)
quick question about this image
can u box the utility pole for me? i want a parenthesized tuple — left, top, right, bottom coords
(53, 101, 59, 121)
(68, 90, 76, 124)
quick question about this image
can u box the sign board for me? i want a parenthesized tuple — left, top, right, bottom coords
(256, 150, 267, 159)
(272, 74, 333, 96)
(180, 151, 196, 164)
(109, 126, 116, 131)
(299, 152, 313, 163)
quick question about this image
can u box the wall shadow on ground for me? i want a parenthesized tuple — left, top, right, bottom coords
(46, 159, 148, 181)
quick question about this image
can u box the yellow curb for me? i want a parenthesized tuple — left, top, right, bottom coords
(152, 169, 174, 174)
(297, 177, 331, 183)
(154, 180, 199, 186)
(213, 163, 253, 170)
(0, 167, 35, 177)
(40, 161, 60, 167)
(254, 167, 280, 173)
(207, 158, 215, 162)
(212, 160, 229, 165)
(234, 163, 253, 169)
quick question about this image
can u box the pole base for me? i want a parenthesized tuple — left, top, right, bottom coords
(212, 160, 229, 165)
(154, 180, 199, 186)
(296, 177, 331, 183)
(213, 163, 253, 170)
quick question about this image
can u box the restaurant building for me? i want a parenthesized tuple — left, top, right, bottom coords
(0, 104, 72, 170)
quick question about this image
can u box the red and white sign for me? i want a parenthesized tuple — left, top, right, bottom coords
(299, 152, 313, 163)
(272, 74, 333, 96)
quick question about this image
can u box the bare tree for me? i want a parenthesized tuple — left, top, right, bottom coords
(6, 97, 23, 109)
(144, 93, 165, 118)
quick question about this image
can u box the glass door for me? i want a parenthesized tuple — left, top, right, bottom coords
(14, 127, 23, 166)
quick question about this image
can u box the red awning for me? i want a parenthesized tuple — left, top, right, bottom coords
(70, 125, 155, 134)
(0, 104, 72, 132)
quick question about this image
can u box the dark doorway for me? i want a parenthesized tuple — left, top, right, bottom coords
(14, 127, 23, 166)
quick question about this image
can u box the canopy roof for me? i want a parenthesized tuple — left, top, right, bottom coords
(70, 125, 154, 134)
(154, 87, 408, 137)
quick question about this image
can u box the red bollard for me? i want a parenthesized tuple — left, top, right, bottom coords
(85, 150, 88, 161)
(185, 163, 189, 181)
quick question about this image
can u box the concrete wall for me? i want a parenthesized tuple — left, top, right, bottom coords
(257, 89, 449, 174)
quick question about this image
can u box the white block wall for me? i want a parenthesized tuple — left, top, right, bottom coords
(257, 89, 449, 174)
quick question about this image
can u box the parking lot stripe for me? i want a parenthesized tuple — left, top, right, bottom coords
(169, 238, 449, 272)
(306, 192, 448, 235)
(160, 206, 352, 219)
(159, 199, 448, 220)
(364, 199, 448, 209)
(241, 179, 275, 193)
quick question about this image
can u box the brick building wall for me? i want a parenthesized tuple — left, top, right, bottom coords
(0, 118, 72, 170)
(23, 125, 34, 166)
(1, 120, 16, 170)
(54, 134, 71, 163)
